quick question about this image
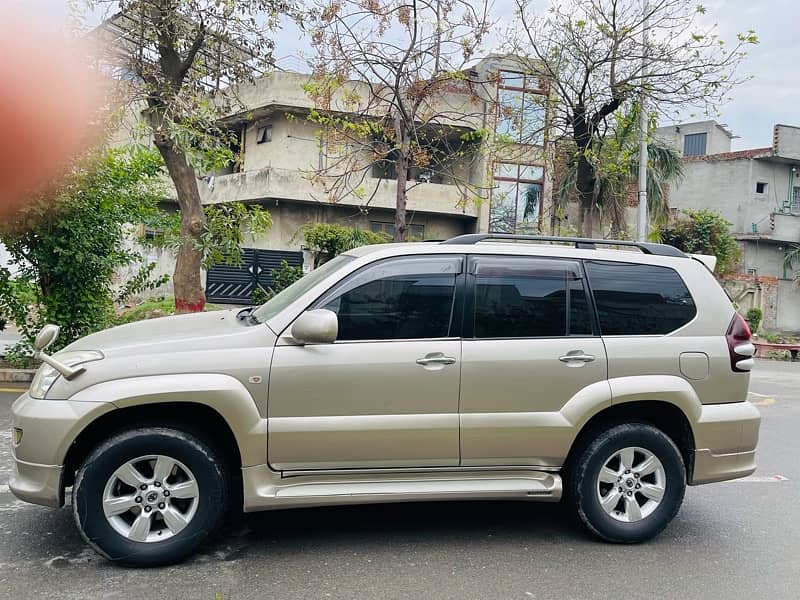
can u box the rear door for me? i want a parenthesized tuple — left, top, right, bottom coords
(459, 255, 609, 467)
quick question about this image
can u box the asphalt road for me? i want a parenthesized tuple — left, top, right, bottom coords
(1, 359, 798, 600)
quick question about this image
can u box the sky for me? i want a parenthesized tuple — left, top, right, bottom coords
(13, 0, 800, 151)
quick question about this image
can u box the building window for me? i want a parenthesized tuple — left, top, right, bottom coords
(489, 163, 543, 234)
(746, 268, 758, 276)
(683, 133, 707, 157)
(256, 124, 272, 144)
(756, 182, 768, 194)
(370, 147, 452, 184)
(370, 221, 424, 240)
(792, 186, 800, 213)
(495, 70, 546, 145)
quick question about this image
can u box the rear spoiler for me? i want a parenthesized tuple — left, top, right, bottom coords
(690, 254, 717, 272)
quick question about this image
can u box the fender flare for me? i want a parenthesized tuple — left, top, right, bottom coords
(69, 373, 267, 466)
(609, 375, 702, 423)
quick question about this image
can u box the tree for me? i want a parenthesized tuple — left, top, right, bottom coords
(0, 147, 166, 358)
(511, 0, 756, 236)
(303, 223, 389, 267)
(784, 244, 800, 280)
(145, 202, 273, 270)
(84, 0, 301, 311)
(557, 101, 684, 238)
(305, 0, 492, 241)
(655, 209, 741, 275)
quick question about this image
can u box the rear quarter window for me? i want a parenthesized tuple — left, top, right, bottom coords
(585, 261, 696, 335)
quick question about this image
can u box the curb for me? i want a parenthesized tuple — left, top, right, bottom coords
(0, 368, 36, 384)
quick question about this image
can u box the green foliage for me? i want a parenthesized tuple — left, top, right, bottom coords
(116, 296, 177, 324)
(143, 203, 272, 270)
(263, 260, 305, 300)
(655, 210, 741, 275)
(115, 262, 171, 304)
(0, 273, 36, 341)
(557, 101, 684, 237)
(200, 204, 272, 269)
(745, 307, 763, 333)
(784, 244, 800, 277)
(0, 146, 167, 354)
(251, 286, 269, 305)
(303, 223, 389, 266)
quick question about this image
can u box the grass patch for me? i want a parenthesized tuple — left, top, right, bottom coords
(116, 296, 223, 324)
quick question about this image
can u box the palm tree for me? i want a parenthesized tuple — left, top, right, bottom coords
(784, 244, 800, 279)
(557, 102, 684, 239)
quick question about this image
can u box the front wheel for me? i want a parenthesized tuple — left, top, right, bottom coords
(73, 427, 228, 566)
(568, 423, 686, 543)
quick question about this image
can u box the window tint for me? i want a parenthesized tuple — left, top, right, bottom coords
(318, 256, 461, 341)
(585, 261, 696, 335)
(472, 257, 592, 338)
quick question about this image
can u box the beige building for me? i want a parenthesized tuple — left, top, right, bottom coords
(654, 121, 800, 331)
(131, 56, 553, 303)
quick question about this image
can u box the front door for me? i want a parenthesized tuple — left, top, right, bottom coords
(268, 255, 464, 471)
(459, 255, 609, 467)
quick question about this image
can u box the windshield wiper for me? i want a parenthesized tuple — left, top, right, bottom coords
(236, 306, 255, 321)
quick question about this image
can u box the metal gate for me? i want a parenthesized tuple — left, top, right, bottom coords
(206, 248, 303, 304)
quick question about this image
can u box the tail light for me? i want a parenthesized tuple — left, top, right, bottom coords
(727, 313, 755, 372)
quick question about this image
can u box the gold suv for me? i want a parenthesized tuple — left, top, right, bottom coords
(9, 234, 761, 566)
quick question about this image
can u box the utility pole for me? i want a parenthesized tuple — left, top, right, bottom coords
(636, 0, 649, 242)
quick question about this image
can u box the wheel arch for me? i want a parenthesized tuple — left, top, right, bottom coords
(564, 400, 696, 483)
(62, 401, 243, 490)
(61, 374, 267, 493)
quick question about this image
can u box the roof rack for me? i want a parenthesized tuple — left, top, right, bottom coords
(440, 233, 687, 258)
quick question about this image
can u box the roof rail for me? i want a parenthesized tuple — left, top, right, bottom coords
(440, 233, 687, 258)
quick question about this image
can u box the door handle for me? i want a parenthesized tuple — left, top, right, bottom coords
(559, 351, 596, 364)
(416, 353, 457, 366)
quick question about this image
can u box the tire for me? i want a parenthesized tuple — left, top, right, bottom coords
(73, 427, 228, 567)
(568, 423, 686, 543)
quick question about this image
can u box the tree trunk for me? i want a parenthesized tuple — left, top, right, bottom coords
(154, 138, 206, 313)
(575, 152, 595, 238)
(393, 114, 409, 242)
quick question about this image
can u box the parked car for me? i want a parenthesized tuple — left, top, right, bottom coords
(9, 234, 760, 566)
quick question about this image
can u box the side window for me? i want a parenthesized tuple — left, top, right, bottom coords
(472, 256, 592, 338)
(317, 256, 462, 341)
(585, 261, 696, 335)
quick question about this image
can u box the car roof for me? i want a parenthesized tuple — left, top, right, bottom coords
(343, 240, 693, 270)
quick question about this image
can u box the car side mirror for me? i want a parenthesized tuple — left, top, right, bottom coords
(34, 324, 60, 352)
(291, 309, 338, 345)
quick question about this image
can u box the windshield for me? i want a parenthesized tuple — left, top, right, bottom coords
(251, 254, 355, 324)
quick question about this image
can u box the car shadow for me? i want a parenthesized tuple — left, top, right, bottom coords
(200, 500, 587, 562)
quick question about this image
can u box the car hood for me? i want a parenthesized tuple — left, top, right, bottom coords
(48, 309, 277, 401)
(65, 309, 262, 357)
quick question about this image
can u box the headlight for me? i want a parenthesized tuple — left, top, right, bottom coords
(29, 350, 104, 399)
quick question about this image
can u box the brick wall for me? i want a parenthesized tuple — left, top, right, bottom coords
(720, 273, 779, 330)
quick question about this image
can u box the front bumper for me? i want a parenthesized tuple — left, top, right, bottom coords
(9, 459, 63, 508)
(9, 392, 113, 508)
(690, 400, 761, 484)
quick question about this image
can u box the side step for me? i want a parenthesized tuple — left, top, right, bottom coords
(243, 469, 562, 511)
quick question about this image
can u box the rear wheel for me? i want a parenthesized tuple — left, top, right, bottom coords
(568, 423, 686, 543)
(73, 427, 228, 566)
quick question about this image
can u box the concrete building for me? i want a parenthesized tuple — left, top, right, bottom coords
(127, 57, 552, 304)
(655, 121, 800, 332)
